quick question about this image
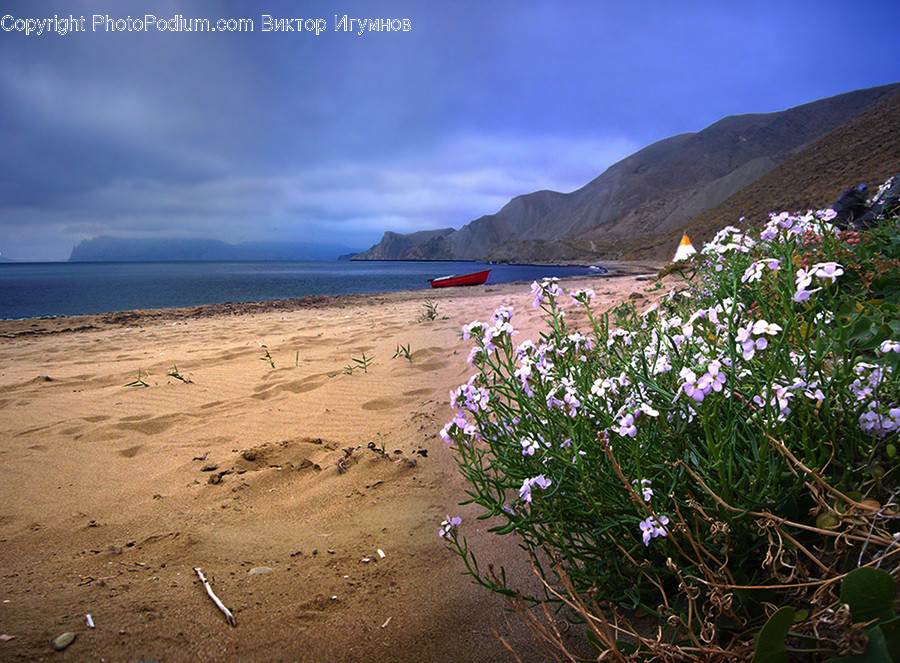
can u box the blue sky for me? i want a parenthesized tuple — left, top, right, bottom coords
(2, 0, 899, 261)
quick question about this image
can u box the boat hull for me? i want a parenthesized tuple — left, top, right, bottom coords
(428, 269, 491, 288)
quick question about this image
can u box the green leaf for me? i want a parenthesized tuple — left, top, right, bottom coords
(840, 567, 898, 624)
(751, 606, 795, 663)
(879, 616, 900, 661)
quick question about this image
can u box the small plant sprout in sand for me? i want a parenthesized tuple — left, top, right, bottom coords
(259, 342, 275, 368)
(392, 343, 412, 361)
(419, 300, 439, 322)
(344, 351, 374, 375)
(166, 365, 191, 383)
(124, 368, 149, 387)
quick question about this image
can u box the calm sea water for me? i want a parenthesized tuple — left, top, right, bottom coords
(0, 261, 602, 320)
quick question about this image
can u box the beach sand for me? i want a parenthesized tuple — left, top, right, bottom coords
(0, 264, 664, 662)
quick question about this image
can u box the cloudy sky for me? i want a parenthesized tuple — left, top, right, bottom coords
(2, 0, 899, 261)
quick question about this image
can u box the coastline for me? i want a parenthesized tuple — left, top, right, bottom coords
(0, 259, 646, 324)
(0, 260, 663, 337)
(0, 269, 667, 662)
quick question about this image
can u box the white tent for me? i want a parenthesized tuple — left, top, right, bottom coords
(673, 233, 697, 262)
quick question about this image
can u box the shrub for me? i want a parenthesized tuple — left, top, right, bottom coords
(440, 204, 900, 659)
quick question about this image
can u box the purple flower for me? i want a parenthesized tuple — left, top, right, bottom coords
(679, 367, 703, 402)
(519, 474, 552, 503)
(698, 360, 726, 394)
(439, 414, 476, 445)
(439, 515, 461, 540)
(570, 289, 595, 307)
(467, 346, 485, 366)
(639, 515, 669, 546)
(792, 287, 820, 303)
(492, 306, 514, 324)
(615, 412, 637, 438)
(520, 437, 540, 456)
(741, 259, 779, 284)
(531, 278, 562, 308)
(461, 320, 484, 341)
(451, 380, 490, 413)
(632, 479, 653, 502)
(812, 262, 844, 284)
(880, 340, 900, 354)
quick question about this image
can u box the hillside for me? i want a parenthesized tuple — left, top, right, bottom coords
(631, 87, 900, 259)
(355, 83, 900, 262)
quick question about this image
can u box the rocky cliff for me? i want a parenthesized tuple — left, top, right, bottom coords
(352, 228, 454, 261)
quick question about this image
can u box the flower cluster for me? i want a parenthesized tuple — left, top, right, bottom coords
(439, 196, 900, 646)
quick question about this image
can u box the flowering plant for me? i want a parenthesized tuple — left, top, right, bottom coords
(440, 203, 900, 659)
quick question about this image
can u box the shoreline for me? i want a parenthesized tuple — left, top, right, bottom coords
(0, 260, 664, 337)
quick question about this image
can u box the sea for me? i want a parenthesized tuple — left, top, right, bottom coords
(0, 260, 604, 321)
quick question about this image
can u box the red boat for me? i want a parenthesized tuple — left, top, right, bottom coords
(428, 268, 491, 288)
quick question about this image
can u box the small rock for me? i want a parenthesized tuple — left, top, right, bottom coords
(200, 462, 218, 472)
(52, 632, 76, 651)
(248, 566, 274, 575)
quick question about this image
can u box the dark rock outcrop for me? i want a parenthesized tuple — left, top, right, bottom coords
(351, 228, 455, 261)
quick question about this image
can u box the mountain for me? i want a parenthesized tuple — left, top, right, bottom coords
(68, 236, 360, 262)
(354, 83, 900, 262)
(631, 86, 900, 259)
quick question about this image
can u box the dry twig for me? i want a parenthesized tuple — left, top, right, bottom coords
(194, 567, 236, 627)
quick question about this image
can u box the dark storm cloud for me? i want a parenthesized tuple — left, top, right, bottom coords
(1, 0, 899, 259)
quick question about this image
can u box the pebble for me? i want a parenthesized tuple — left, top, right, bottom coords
(248, 566, 274, 575)
(52, 632, 76, 651)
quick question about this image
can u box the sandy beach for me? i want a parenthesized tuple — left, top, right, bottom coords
(0, 265, 664, 662)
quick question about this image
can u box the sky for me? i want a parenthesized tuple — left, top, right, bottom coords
(2, 0, 899, 261)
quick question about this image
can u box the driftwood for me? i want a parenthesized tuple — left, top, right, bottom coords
(194, 567, 236, 627)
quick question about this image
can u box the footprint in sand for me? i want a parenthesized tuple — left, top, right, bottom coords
(117, 445, 144, 458)
(411, 360, 450, 372)
(113, 413, 180, 436)
(251, 374, 329, 400)
(361, 397, 408, 411)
